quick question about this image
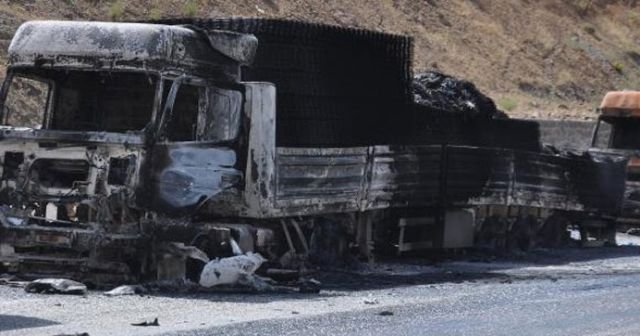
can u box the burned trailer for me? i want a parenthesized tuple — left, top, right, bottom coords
(376, 108, 627, 252)
(0, 19, 628, 285)
(445, 146, 625, 249)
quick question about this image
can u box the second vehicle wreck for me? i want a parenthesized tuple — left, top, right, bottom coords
(0, 19, 628, 286)
(590, 91, 640, 230)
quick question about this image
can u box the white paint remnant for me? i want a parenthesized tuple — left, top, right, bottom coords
(199, 253, 266, 288)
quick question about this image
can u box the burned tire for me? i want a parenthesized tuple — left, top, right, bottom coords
(476, 216, 509, 250)
(605, 221, 617, 246)
(507, 216, 537, 251)
(578, 219, 617, 247)
(308, 216, 351, 266)
(538, 214, 571, 248)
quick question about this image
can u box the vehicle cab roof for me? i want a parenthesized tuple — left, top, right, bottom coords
(599, 91, 640, 118)
(8, 20, 240, 79)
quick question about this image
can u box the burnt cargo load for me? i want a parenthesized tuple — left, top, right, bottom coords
(0, 19, 627, 285)
(152, 17, 415, 147)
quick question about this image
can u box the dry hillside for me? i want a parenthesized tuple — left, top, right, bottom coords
(0, 0, 639, 120)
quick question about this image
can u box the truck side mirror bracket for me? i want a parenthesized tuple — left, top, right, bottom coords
(591, 116, 601, 148)
(155, 75, 186, 142)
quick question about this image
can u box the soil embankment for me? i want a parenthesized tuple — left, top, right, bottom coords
(0, 1, 639, 120)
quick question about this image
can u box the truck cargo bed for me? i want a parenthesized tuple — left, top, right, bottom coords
(265, 145, 626, 217)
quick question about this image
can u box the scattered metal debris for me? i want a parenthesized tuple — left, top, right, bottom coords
(164, 243, 210, 264)
(0, 274, 27, 288)
(298, 278, 322, 294)
(103, 285, 147, 297)
(199, 253, 266, 288)
(237, 274, 274, 292)
(265, 268, 300, 282)
(628, 228, 640, 236)
(131, 318, 159, 327)
(25, 279, 87, 295)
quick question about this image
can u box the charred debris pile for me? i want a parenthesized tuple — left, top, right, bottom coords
(412, 70, 505, 120)
(410, 71, 542, 151)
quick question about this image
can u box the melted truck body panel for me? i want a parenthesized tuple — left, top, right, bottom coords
(9, 20, 248, 80)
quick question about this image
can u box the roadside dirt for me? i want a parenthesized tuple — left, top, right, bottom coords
(4, 242, 640, 336)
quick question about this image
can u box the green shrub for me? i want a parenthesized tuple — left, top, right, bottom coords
(149, 8, 162, 20)
(183, 0, 198, 17)
(109, 0, 125, 21)
(612, 62, 624, 73)
(498, 97, 518, 112)
(577, 0, 593, 13)
(583, 25, 596, 36)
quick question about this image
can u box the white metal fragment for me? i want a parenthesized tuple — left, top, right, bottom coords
(199, 252, 266, 288)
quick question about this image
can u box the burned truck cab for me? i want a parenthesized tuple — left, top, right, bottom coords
(590, 91, 640, 227)
(0, 21, 259, 283)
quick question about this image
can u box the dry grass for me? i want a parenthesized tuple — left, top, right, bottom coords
(0, 0, 638, 120)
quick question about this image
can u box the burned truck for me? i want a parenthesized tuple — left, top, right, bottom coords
(0, 19, 627, 285)
(590, 91, 640, 229)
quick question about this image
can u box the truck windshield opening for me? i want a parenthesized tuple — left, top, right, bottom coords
(3, 70, 157, 133)
(610, 118, 640, 150)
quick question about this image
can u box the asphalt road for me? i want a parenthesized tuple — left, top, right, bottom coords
(174, 274, 640, 336)
(176, 275, 640, 335)
(3, 244, 640, 336)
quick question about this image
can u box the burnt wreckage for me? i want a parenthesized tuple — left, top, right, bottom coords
(0, 19, 628, 285)
(590, 91, 640, 230)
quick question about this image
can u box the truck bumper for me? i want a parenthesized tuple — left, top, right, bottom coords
(0, 216, 145, 286)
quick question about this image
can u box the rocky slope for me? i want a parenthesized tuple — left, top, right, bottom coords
(0, 0, 639, 120)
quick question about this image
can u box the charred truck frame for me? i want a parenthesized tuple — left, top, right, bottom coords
(591, 91, 640, 229)
(0, 19, 627, 285)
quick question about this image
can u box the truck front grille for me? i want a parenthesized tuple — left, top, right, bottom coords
(30, 159, 89, 188)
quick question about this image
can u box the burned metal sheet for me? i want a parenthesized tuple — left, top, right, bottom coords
(149, 146, 241, 211)
(275, 147, 368, 213)
(9, 21, 240, 80)
(0, 127, 145, 145)
(621, 179, 640, 220)
(446, 146, 626, 213)
(272, 145, 444, 216)
(365, 145, 442, 209)
(270, 145, 442, 216)
(259, 144, 626, 217)
(566, 151, 627, 213)
(9, 21, 170, 64)
(185, 26, 258, 65)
